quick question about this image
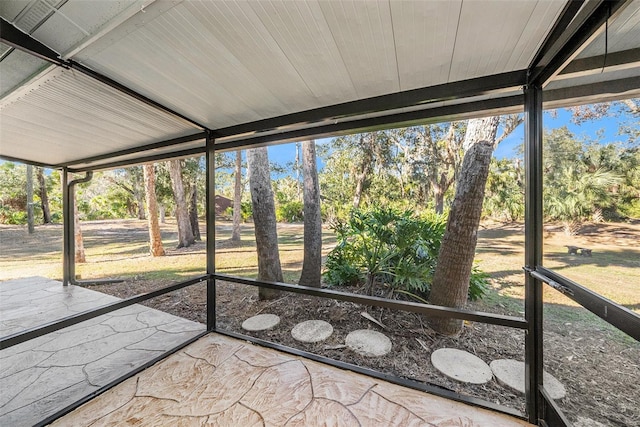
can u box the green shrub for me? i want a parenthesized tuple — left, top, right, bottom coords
(468, 265, 489, 301)
(7, 210, 27, 225)
(324, 207, 487, 301)
(241, 201, 252, 221)
(276, 201, 303, 222)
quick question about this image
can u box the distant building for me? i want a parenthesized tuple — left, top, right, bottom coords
(215, 195, 233, 215)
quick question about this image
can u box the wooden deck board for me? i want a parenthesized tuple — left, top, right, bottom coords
(53, 333, 533, 426)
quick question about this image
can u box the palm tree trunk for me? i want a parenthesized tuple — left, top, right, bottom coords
(429, 117, 498, 335)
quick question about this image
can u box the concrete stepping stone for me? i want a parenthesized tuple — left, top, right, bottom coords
(490, 359, 566, 400)
(241, 314, 280, 332)
(430, 348, 493, 384)
(291, 320, 334, 343)
(345, 330, 391, 357)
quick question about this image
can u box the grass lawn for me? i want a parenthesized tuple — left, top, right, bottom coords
(1, 218, 638, 315)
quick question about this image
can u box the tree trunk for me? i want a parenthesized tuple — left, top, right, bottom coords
(434, 181, 445, 215)
(189, 184, 201, 241)
(168, 159, 195, 248)
(143, 163, 165, 257)
(429, 117, 499, 335)
(231, 150, 243, 241)
(299, 140, 322, 287)
(74, 196, 86, 263)
(353, 135, 373, 209)
(134, 184, 145, 219)
(37, 167, 52, 224)
(26, 165, 35, 234)
(159, 203, 166, 224)
(248, 147, 284, 300)
(295, 142, 301, 199)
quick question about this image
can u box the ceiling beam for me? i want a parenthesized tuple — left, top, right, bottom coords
(527, 0, 587, 79)
(215, 95, 525, 151)
(0, 153, 57, 169)
(69, 147, 206, 173)
(55, 132, 206, 168)
(213, 70, 527, 139)
(545, 75, 640, 107)
(0, 17, 65, 66)
(528, 0, 632, 86)
(0, 17, 208, 131)
(558, 47, 640, 79)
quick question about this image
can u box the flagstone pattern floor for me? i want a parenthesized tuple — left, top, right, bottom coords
(0, 277, 205, 427)
(53, 333, 533, 427)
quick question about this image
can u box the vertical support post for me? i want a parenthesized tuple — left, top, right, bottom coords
(62, 170, 93, 286)
(524, 82, 544, 424)
(205, 131, 216, 331)
(62, 168, 72, 286)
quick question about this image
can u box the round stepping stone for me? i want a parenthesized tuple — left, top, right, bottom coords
(345, 329, 391, 357)
(490, 359, 566, 400)
(430, 348, 493, 384)
(241, 314, 280, 331)
(291, 320, 334, 343)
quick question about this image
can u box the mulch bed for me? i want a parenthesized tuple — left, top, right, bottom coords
(86, 276, 639, 427)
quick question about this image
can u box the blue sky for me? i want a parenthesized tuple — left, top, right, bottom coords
(494, 108, 628, 159)
(267, 106, 632, 167)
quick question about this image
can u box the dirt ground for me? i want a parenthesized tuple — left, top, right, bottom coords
(84, 231, 639, 427)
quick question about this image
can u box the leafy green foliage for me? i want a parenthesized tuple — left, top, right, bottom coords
(484, 159, 524, 221)
(276, 201, 303, 222)
(324, 207, 487, 301)
(542, 127, 631, 232)
(468, 265, 490, 301)
(0, 163, 60, 224)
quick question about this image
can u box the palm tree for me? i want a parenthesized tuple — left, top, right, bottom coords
(429, 117, 499, 335)
(546, 166, 620, 235)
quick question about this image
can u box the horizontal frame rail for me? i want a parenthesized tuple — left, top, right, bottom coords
(529, 267, 639, 341)
(0, 275, 207, 350)
(68, 146, 207, 173)
(214, 95, 524, 152)
(56, 132, 207, 168)
(0, 153, 56, 169)
(216, 329, 525, 420)
(214, 274, 527, 330)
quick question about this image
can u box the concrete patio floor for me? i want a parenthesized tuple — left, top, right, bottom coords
(52, 333, 533, 426)
(0, 277, 205, 427)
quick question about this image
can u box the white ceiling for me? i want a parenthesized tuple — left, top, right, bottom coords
(1, 0, 639, 169)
